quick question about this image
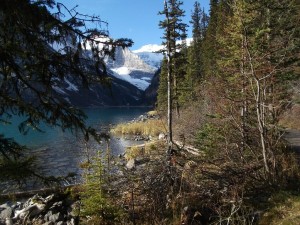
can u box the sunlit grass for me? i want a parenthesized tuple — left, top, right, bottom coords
(147, 110, 158, 117)
(259, 191, 300, 225)
(111, 119, 166, 137)
(124, 140, 167, 160)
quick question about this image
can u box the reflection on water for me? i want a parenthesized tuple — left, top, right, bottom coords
(0, 107, 149, 192)
(0, 107, 149, 148)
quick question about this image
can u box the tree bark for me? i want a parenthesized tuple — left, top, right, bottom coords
(164, 0, 173, 150)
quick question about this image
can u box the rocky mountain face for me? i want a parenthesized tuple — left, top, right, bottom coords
(53, 74, 145, 107)
(54, 45, 163, 107)
(106, 46, 160, 91)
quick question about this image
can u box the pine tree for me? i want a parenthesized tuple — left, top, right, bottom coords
(182, 2, 209, 103)
(0, 0, 132, 181)
(201, 0, 219, 79)
(175, 40, 189, 108)
(158, 0, 188, 146)
(80, 150, 123, 223)
(157, 57, 168, 110)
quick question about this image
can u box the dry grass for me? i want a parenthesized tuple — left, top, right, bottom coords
(147, 110, 158, 117)
(111, 119, 166, 137)
(124, 140, 167, 160)
(259, 192, 300, 225)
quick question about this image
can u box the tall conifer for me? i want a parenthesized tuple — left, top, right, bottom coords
(0, 0, 132, 181)
(158, 0, 188, 145)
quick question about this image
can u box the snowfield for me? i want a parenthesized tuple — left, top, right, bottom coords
(111, 68, 150, 91)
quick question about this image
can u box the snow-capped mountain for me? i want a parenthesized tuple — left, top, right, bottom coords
(51, 39, 196, 106)
(132, 44, 164, 69)
(106, 46, 160, 91)
(84, 38, 193, 92)
(130, 38, 193, 72)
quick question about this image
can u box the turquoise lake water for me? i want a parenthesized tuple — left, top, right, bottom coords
(0, 107, 149, 148)
(0, 107, 149, 188)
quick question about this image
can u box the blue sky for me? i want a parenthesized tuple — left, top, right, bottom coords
(56, 0, 210, 50)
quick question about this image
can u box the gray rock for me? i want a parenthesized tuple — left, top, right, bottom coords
(43, 222, 54, 225)
(44, 210, 52, 221)
(23, 194, 44, 209)
(5, 218, 13, 225)
(49, 201, 63, 210)
(49, 212, 63, 223)
(134, 135, 144, 141)
(45, 194, 55, 203)
(0, 203, 11, 209)
(126, 159, 136, 170)
(138, 115, 147, 122)
(14, 203, 45, 220)
(67, 218, 76, 225)
(57, 221, 66, 225)
(0, 204, 13, 221)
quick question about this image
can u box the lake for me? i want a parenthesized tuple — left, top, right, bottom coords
(0, 107, 150, 191)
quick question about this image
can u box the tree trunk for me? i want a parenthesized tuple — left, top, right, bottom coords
(164, 0, 173, 150)
(256, 78, 269, 173)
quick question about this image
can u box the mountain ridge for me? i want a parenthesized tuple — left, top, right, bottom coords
(52, 43, 164, 107)
(106, 46, 161, 91)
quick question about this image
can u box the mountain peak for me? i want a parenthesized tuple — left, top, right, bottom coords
(132, 44, 165, 53)
(106, 46, 158, 91)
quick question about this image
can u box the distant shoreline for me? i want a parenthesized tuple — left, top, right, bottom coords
(80, 105, 154, 109)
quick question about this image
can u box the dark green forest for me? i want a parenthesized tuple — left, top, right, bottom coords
(0, 0, 300, 224)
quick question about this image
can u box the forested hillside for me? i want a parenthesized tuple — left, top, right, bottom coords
(154, 0, 300, 223)
(158, 0, 299, 172)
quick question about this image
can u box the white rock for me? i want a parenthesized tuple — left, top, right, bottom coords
(126, 159, 136, 170)
(158, 133, 166, 140)
(5, 218, 13, 225)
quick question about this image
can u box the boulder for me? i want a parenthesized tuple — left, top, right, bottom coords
(49, 201, 63, 211)
(0, 203, 13, 221)
(0, 193, 79, 225)
(138, 115, 147, 122)
(67, 218, 77, 225)
(134, 135, 144, 141)
(126, 159, 136, 170)
(158, 133, 166, 140)
(5, 218, 13, 225)
(14, 202, 46, 219)
(57, 221, 66, 225)
(48, 212, 63, 223)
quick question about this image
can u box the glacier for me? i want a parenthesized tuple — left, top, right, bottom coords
(106, 46, 162, 91)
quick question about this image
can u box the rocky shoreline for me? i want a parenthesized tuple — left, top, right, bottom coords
(0, 112, 166, 224)
(0, 192, 79, 225)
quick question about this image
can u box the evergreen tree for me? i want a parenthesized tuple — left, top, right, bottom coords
(190, 1, 204, 42)
(182, 2, 209, 103)
(175, 40, 189, 108)
(206, 0, 299, 175)
(80, 150, 123, 223)
(186, 0, 300, 221)
(158, 0, 188, 145)
(157, 57, 168, 110)
(0, 0, 132, 181)
(201, 0, 219, 79)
